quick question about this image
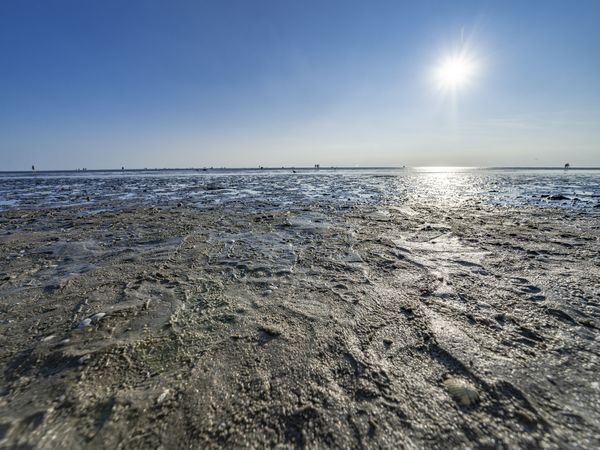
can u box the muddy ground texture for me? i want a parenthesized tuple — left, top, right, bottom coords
(0, 203, 599, 448)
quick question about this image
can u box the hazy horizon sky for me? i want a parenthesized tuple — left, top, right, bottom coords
(1, 0, 599, 170)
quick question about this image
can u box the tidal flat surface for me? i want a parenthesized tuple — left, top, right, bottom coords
(0, 169, 599, 448)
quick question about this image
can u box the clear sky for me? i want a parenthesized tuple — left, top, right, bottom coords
(1, 0, 599, 170)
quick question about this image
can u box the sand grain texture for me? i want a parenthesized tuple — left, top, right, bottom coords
(0, 203, 599, 448)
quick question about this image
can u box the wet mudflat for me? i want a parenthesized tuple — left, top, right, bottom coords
(0, 197, 599, 449)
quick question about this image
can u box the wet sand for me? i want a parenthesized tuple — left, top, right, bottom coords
(1, 202, 599, 448)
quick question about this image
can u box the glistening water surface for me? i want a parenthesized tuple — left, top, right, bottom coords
(0, 168, 599, 211)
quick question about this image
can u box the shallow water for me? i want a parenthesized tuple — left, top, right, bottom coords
(0, 168, 599, 211)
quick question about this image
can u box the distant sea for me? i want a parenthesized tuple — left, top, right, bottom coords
(1, 167, 599, 211)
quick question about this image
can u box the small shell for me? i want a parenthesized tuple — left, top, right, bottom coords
(444, 377, 479, 406)
(157, 388, 171, 405)
(77, 318, 92, 329)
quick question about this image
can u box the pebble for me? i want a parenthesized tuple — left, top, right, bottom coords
(547, 194, 568, 201)
(91, 312, 106, 321)
(258, 325, 282, 337)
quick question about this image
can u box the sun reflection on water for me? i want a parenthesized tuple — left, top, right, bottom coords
(408, 168, 485, 207)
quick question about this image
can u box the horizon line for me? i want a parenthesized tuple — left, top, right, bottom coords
(2, 165, 600, 174)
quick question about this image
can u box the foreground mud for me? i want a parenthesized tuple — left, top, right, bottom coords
(1, 203, 599, 448)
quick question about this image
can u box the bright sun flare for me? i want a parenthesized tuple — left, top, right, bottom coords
(434, 54, 477, 90)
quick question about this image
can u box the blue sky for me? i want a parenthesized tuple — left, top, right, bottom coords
(1, 0, 599, 169)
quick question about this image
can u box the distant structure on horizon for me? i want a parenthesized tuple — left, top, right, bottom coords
(564, 163, 570, 169)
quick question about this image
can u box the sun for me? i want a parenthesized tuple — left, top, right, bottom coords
(434, 53, 477, 91)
